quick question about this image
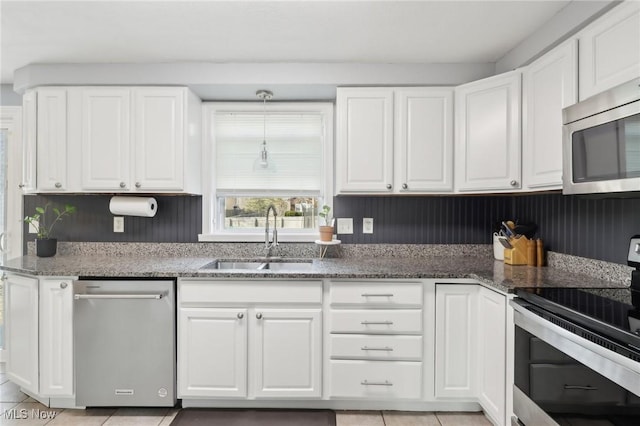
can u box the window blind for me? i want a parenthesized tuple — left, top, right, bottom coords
(214, 112, 323, 192)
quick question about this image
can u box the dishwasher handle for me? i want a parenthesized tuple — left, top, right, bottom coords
(74, 293, 164, 300)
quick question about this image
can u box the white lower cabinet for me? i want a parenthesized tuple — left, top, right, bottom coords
(5, 274, 39, 395)
(4, 273, 74, 400)
(478, 286, 507, 426)
(328, 280, 425, 401)
(435, 283, 509, 426)
(177, 279, 323, 400)
(435, 284, 478, 398)
(178, 308, 248, 398)
(252, 309, 322, 398)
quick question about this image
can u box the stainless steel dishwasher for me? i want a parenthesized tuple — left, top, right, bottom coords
(74, 279, 176, 407)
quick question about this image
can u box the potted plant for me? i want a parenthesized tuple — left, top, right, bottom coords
(24, 203, 76, 257)
(318, 205, 334, 242)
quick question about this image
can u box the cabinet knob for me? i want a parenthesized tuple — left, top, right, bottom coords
(386, 184, 392, 190)
(55, 182, 62, 188)
(119, 182, 126, 188)
(237, 312, 244, 319)
(135, 182, 141, 189)
(18, 183, 25, 189)
(402, 183, 408, 189)
(256, 313, 263, 319)
(60, 282, 68, 289)
(510, 180, 518, 187)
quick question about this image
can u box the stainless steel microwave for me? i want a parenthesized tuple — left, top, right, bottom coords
(562, 78, 640, 195)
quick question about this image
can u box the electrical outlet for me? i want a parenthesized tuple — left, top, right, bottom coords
(113, 216, 124, 233)
(28, 219, 39, 234)
(336, 218, 353, 234)
(363, 218, 374, 234)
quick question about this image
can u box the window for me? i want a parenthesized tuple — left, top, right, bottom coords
(200, 102, 333, 241)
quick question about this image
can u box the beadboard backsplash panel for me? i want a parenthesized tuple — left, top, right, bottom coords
(513, 193, 640, 265)
(333, 195, 512, 244)
(23, 194, 202, 251)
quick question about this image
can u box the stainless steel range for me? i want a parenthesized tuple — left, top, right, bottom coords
(511, 236, 640, 425)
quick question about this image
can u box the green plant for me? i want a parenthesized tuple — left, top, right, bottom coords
(24, 203, 76, 239)
(318, 205, 331, 226)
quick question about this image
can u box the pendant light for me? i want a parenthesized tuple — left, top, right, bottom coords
(253, 89, 275, 172)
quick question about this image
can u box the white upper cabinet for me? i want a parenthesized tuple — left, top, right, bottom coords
(21, 90, 37, 192)
(455, 71, 522, 192)
(336, 87, 453, 194)
(395, 88, 454, 192)
(578, 1, 640, 100)
(36, 88, 68, 191)
(336, 88, 394, 193)
(522, 40, 578, 190)
(133, 88, 186, 191)
(81, 88, 132, 190)
(28, 86, 201, 194)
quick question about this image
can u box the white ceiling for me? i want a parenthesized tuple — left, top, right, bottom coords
(0, 0, 574, 85)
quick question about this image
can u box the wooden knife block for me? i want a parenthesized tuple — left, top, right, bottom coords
(504, 236, 529, 265)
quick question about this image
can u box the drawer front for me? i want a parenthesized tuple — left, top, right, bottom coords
(330, 360, 422, 399)
(530, 364, 626, 404)
(330, 281, 423, 308)
(330, 309, 422, 334)
(330, 335, 422, 361)
(179, 280, 322, 305)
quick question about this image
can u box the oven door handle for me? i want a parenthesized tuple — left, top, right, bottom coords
(564, 384, 598, 391)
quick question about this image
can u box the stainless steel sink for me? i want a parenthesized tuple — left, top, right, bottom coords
(261, 261, 313, 271)
(200, 259, 313, 271)
(199, 260, 263, 270)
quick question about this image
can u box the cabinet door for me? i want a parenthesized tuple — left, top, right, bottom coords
(36, 88, 67, 191)
(178, 308, 247, 398)
(336, 88, 394, 193)
(455, 71, 521, 192)
(579, 1, 640, 100)
(395, 88, 454, 192)
(21, 90, 37, 192)
(133, 88, 185, 191)
(523, 40, 577, 190)
(477, 287, 507, 426)
(435, 284, 478, 398)
(5, 274, 39, 394)
(251, 308, 322, 398)
(39, 278, 73, 396)
(81, 88, 131, 191)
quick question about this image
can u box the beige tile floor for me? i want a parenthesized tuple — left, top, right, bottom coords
(0, 374, 493, 425)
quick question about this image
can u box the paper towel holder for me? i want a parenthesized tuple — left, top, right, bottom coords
(109, 196, 158, 217)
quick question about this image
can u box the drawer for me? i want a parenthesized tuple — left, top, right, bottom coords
(330, 281, 423, 308)
(179, 280, 322, 305)
(330, 360, 422, 399)
(530, 364, 626, 404)
(330, 309, 422, 334)
(330, 335, 422, 361)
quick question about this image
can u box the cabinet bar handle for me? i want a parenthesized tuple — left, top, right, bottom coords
(361, 321, 393, 325)
(361, 293, 394, 297)
(74, 294, 163, 300)
(361, 380, 393, 386)
(361, 346, 393, 351)
(564, 385, 598, 391)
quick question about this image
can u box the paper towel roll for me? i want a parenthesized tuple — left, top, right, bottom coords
(109, 196, 157, 217)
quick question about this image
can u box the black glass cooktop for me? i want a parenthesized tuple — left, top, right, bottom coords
(515, 287, 640, 358)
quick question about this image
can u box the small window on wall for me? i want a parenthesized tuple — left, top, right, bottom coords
(200, 102, 333, 241)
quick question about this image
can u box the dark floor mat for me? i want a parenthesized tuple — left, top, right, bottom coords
(170, 408, 336, 426)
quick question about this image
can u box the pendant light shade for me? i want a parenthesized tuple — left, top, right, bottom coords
(253, 90, 276, 172)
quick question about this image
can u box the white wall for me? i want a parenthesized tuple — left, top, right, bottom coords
(1, 84, 21, 106)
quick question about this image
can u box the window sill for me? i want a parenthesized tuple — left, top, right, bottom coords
(198, 233, 318, 243)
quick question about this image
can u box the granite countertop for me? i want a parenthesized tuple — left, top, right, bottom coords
(0, 254, 628, 293)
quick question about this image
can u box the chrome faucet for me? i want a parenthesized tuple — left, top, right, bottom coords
(265, 205, 278, 251)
